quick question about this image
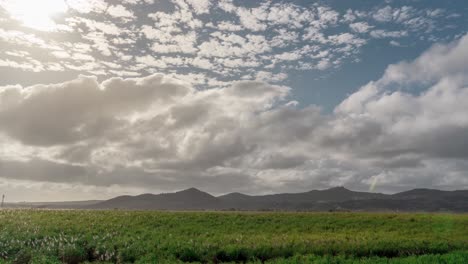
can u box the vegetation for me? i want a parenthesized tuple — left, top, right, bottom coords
(0, 210, 466, 263)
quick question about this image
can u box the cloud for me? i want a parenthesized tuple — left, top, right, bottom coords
(0, 73, 291, 191)
(0, 1, 467, 198)
(371, 5, 445, 33)
(1, 34, 468, 196)
(335, 34, 468, 162)
(184, 0, 212, 15)
(373, 6, 393, 22)
(349, 22, 373, 33)
(0, 58, 45, 72)
(198, 32, 271, 59)
(0, 29, 61, 50)
(254, 71, 288, 82)
(1, 0, 461, 92)
(379, 36, 468, 85)
(67, 17, 122, 35)
(389, 40, 403, 47)
(67, 0, 108, 14)
(207, 21, 244, 31)
(370, 29, 407, 38)
(266, 3, 313, 28)
(107, 5, 135, 21)
(218, 0, 268, 31)
(0, 74, 191, 146)
(4, 33, 468, 195)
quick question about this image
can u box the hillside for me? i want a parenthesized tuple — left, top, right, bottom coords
(80, 187, 468, 212)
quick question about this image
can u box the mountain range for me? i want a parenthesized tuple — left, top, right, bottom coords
(8, 187, 468, 212)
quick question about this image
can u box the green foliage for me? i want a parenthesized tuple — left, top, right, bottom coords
(0, 210, 466, 263)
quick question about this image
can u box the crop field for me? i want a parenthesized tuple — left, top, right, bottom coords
(0, 210, 467, 263)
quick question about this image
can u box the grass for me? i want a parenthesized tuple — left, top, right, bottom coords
(0, 210, 466, 263)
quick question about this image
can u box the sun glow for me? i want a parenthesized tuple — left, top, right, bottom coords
(0, 0, 68, 31)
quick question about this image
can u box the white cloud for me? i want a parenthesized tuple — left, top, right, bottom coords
(0, 29, 62, 50)
(122, 0, 140, 4)
(218, 0, 268, 31)
(373, 6, 393, 22)
(0, 58, 44, 72)
(150, 32, 198, 54)
(336, 35, 468, 160)
(184, 0, 212, 15)
(269, 29, 299, 47)
(316, 6, 339, 26)
(328, 33, 365, 46)
(216, 58, 260, 68)
(51, 50, 71, 59)
(370, 29, 407, 38)
(214, 21, 244, 31)
(72, 53, 95, 61)
(135, 55, 168, 68)
(274, 51, 301, 61)
(255, 71, 288, 82)
(148, 5, 203, 30)
(107, 5, 135, 20)
(190, 57, 215, 70)
(343, 9, 357, 22)
(67, 17, 122, 35)
(349, 22, 373, 33)
(389, 40, 402, 47)
(5, 50, 29, 58)
(198, 32, 271, 58)
(265, 3, 313, 28)
(82, 31, 113, 56)
(67, 0, 108, 14)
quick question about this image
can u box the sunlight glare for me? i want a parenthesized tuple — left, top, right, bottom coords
(0, 0, 68, 31)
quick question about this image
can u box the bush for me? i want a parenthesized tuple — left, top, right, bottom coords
(59, 246, 87, 264)
(176, 247, 201, 262)
(13, 249, 32, 264)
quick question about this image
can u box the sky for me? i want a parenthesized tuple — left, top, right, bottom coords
(0, 0, 467, 202)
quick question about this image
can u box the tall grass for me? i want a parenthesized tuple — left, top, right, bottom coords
(0, 210, 466, 263)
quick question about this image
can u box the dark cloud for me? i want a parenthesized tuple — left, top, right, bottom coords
(0, 74, 191, 146)
(0, 159, 89, 183)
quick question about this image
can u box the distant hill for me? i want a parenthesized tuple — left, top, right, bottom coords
(87, 187, 221, 210)
(218, 186, 387, 210)
(83, 187, 468, 212)
(9, 187, 468, 212)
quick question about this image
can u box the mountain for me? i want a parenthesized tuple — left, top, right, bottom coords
(87, 187, 221, 210)
(218, 186, 387, 210)
(392, 188, 468, 199)
(80, 187, 468, 212)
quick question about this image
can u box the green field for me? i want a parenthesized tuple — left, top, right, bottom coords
(0, 210, 467, 263)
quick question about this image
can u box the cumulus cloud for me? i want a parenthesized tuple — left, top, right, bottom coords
(0, 74, 191, 145)
(1, 34, 468, 197)
(334, 36, 468, 162)
(0, 74, 291, 189)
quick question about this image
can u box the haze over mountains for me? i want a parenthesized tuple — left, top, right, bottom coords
(9, 187, 468, 212)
